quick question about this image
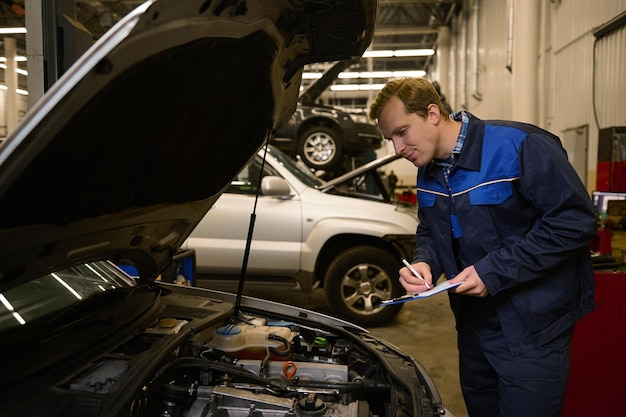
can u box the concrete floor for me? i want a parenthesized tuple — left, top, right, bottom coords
(202, 280, 469, 417)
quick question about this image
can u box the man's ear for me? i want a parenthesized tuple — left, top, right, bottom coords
(426, 103, 441, 124)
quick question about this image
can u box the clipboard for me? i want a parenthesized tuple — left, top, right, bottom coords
(381, 280, 462, 306)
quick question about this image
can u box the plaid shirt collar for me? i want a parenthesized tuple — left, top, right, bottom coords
(434, 111, 469, 180)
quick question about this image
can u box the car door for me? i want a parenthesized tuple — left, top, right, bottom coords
(189, 155, 303, 275)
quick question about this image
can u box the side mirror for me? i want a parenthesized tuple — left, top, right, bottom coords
(261, 176, 292, 198)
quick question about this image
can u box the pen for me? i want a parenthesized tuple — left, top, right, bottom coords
(401, 258, 431, 289)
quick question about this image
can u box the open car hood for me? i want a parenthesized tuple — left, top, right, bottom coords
(0, 0, 377, 290)
(320, 153, 402, 190)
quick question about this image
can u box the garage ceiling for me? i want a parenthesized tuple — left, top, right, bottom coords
(0, 0, 462, 104)
(367, 0, 460, 70)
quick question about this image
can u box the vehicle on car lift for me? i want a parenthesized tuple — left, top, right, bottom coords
(270, 59, 383, 171)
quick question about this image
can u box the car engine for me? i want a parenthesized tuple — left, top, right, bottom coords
(137, 316, 395, 417)
(33, 284, 437, 417)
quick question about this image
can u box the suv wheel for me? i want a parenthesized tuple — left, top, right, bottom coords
(298, 126, 343, 170)
(324, 246, 404, 326)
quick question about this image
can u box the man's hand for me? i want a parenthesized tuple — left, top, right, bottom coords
(449, 265, 489, 297)
(399, 261, 432, 294)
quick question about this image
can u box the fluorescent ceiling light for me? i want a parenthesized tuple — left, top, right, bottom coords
(0, 84, 28, 95)
(337, 70, 426, 79)
(0, 64, 28, 76)
(304, 70, 426, 80)
(302, 72, 323, 79)
(363, 50, 394, 58)
(0, 56, 27, 62)
(330, 84, 387, 91)
(389, 70, 427, 77)
(339, 71, 393, 79)
(393, 49, 435, 57)
(362, 49, 434, 58)
(0, 27, 26, 34)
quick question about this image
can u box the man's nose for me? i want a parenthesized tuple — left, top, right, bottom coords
(392, 138, 403, 154)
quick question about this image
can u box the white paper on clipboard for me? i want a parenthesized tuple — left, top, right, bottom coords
(381, 280, 462, 306)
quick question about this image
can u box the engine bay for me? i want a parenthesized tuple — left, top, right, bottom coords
(144, 316, 393, 417)
(64, 312, 410, 417)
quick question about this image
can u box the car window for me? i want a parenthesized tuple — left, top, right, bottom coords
(226, 145, 325, 195)
(332, 170, 386, 201)
(226, 161, 266, 195)
(226, 155, 282, 195)
(266, 145, 324, 189)
(0, 261, 136, 332)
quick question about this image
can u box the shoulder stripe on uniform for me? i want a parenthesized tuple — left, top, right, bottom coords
(417, 177, 519, 198)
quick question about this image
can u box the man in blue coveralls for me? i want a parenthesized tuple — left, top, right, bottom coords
(369, 77, 597, 417)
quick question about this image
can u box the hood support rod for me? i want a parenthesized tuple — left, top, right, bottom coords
(234, 134, 272, 316)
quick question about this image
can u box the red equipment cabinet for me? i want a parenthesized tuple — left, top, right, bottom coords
(562, 269, 626, 416)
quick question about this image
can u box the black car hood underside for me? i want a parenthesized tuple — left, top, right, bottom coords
(0, 0, 377, 290)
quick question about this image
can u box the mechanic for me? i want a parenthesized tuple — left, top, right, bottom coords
(368, 77, 597, 417)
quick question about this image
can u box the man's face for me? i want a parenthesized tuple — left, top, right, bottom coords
(377, 96, 438, 168)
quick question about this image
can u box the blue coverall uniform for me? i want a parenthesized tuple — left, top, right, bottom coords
(414, 112, 597, 417)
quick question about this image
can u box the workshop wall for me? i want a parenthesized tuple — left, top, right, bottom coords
(439, 0, 626, 193)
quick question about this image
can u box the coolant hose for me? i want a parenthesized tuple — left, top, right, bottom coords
(290, 378, 391, 393)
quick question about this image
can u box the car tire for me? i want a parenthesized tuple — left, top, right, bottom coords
(323, 246, 404, 326)
(297, 125, 344, 171)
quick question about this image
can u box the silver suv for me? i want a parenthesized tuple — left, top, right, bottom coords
(185, 145, 417, 326)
